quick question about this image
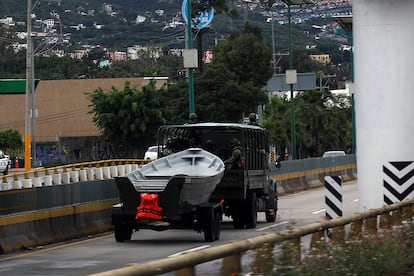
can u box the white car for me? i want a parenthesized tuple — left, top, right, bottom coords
(0, 150, 9, 175)
(322, 150, 346, 158)
(144, 146, 159, 160)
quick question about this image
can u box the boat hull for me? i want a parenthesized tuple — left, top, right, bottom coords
(115, 148, 225, 214)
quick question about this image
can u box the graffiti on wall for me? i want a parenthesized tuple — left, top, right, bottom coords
(36, 143, 69, 166)
(36, 137, 132, 166)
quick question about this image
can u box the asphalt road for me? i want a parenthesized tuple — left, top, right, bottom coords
(0, 180, 358, 276)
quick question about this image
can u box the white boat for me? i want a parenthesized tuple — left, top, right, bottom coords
(119, 148, 225, 206)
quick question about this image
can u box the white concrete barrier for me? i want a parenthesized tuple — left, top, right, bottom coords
(86, 168, 95, 181)
(44, 175, 52, 186)
(124, 164, 132, 174)
(102, 167, 111, 179)
(52, 174, 62, 185)
(70, 171, 79, 183)
(117, 165, 125, 176)
(131, 164, 139, 171)
(110, 166, 118, 178)
(12, 180, 22, 189)
(62, 172, 71, 184)
(33, 177, 42, 187)
(95, 167, 104, 180)
(23, 179, 33, 188)
(79, 169, 88, 182)
(1, 182, 10, 191)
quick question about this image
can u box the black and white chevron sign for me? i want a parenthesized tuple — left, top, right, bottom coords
(383, 161, 414, 205)
(324, 176, 343, 219)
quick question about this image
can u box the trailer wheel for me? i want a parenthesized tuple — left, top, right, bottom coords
(204, 211, 220, 242)
(114, 223, 133, 242)
(245, 192, 257, 229)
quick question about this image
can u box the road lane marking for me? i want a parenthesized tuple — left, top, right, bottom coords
(256, 221, 289, 232)
(168, 245, 211, 258)
(312, 208, 326, 214)
(353, 198, 359, 202)
(0, 233, 112, 262)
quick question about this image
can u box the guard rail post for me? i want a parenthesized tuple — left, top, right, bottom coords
(23, 172, 32, 188)
(221, 252, 242, 275)
(33, 169, 42, 187)
(252, 243, 274, 275)
(176, 267, 195, 276)
(365, 216, 378, 236)
(95, 162, 104, 180)
(281, 238, 301, 267)
(329, 225, 345, 245)
(379, 212, 392, 229)
(391, 208, 402, 226)
(110, 160, 118, 178)
(44, 168, 52, 186)
(53, 167, 62, 185)
(348, 220, 363, 240)
(402, 205, 412, 221)
(309, 230, 325, 252)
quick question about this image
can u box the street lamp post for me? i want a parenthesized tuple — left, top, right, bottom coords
(282, 0, 313, 160)
(25, 0, 33, 169)
(186, 0, 195, 114)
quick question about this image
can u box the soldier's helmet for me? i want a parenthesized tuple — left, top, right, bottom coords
(189, 113, 198, 123)
(230, 138, 240, 147)
(248, 113, 257, 123)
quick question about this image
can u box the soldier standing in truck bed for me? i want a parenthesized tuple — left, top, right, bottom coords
(224, 138, 242, 170)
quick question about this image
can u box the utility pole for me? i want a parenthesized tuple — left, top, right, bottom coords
(186, 0, 195, 114)
(25, 0, 33, 169)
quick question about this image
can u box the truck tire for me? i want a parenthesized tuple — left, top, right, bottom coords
(245, 192, 257, 229)
(114, 223, 133, 242)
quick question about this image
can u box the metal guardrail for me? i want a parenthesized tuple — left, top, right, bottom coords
(91, 198, 414, 276)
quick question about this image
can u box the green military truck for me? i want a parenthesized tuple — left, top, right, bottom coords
(157, 122, 278, 229)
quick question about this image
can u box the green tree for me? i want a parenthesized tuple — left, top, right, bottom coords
(195, 23, 271, 122)
(0, 129, 23, 156)
(263, 96, 290, 156)
(161, 81, 190, 125)
(263, 90, 352, 158)
(35, 56, 92, 79)
(86, 81, 168, 156)
(212, 22, 273, 87)
(0, 26, 25, 78)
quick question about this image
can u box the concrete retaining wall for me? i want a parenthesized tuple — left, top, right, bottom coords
(0, 200, 116, 254)
(274, 164, 357, 195)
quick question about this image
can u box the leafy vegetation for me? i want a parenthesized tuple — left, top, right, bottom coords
(283, 224, 414, 275)
(195, 23, 271, 121)
(0, 129, 24, 157)
(87, 80, 168, 154)
(264, 89, 351, 158)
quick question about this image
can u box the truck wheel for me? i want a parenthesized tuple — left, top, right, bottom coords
(204, 211, 220, 242)
(245, 192, 257, 229)
(114, 223, 132, 242)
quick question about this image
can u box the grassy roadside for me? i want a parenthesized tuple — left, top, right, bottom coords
(279, 223, 414, 275)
